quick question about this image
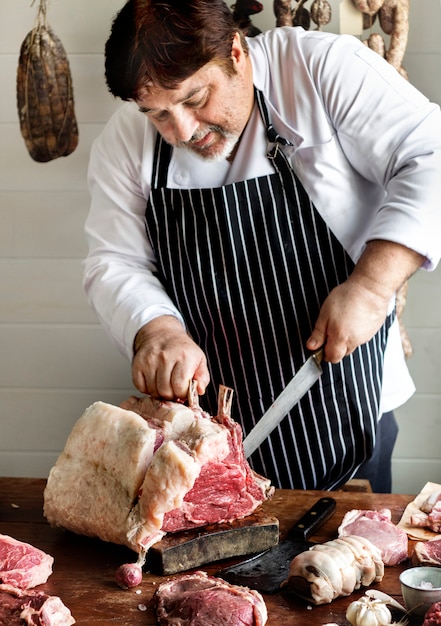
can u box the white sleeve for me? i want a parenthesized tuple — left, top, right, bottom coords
(83, 105, 185, 361)
(252, 29, 441, 269)
(321, 36, 441, 269)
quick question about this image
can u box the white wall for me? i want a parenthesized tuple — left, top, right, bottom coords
(0, 0, 440, 493)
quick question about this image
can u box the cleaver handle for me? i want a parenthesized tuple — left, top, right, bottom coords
(288, 496, 336, 541)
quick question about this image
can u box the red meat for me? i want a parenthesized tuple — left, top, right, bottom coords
(154, 570, 267, 626)
(0, 534, 53, 589)
(338, 508, 408, 565)
(412, 537, 441, 567)
(161, 394, 270, 532)
(422, 601, 441, 626)
(0, 585, 75, 626)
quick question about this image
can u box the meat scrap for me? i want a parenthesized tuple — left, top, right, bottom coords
(154, 570, 267, 626)
(404, 486, 441, 534)
(282, 535, 384, 605)
(411, 500, 441, 533)
(0, 585, 75, 626)
(412, 536, 441, 567)
(0, 534, 53, 589)
(337, 508, 408, 565)
(44, 386, 273, 553)
(421, 489, 441, 514)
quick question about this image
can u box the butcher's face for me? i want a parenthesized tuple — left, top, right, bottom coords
(136, 35, 254, 162)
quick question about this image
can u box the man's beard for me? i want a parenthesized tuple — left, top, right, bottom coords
(176, 125, 239, 162)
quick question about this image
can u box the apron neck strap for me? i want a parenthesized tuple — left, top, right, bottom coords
(254, 89, 293, 157)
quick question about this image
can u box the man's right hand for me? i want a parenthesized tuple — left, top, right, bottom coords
(132, 316, 210, 400)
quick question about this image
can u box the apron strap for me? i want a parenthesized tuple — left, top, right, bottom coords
(151, 132, 173, 189)
(254, 89, 293, 155)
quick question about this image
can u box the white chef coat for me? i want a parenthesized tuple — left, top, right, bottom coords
(84, 27, 441, 414)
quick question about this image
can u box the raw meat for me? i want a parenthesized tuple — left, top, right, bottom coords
(337, 508, 408, 565)
(412, 536, 441, 567)
(283, 534, 384, 605)
(154, 570, 267, 626)
(422, 601, 441, 626)
(44, 385, 273, 553)
(0, 584, 75, 626)
(421, 489, 441, 513)
(411, 501, 441, 533)
(0, 534, 53, 589)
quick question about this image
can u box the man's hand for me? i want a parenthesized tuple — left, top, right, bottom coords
(132, 316, 210, 399)
(306, 280, 390, 362)
(306, 240, 424, 362)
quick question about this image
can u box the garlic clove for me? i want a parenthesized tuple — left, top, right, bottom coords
(365, 590, 407, 613)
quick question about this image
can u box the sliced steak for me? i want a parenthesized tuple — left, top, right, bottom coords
(154, 570, 267, 626)
(412, 536, 441, 567)
(44, 385, 273, 554)
(338, 508, 408, 565)
(0, 585, 75, 626)
(0, 534, 53, 589)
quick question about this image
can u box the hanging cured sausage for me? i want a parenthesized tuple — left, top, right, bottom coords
(16, 0, 78, 162)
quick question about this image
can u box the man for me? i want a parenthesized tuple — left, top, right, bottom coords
(83, 0, 441, 492)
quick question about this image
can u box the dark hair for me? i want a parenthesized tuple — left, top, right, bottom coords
(105, 0, 248, 101)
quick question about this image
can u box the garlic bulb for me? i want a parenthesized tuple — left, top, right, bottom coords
(346, 596, 392, 626)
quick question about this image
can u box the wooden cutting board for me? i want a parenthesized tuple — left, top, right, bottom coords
(147, 508, 279, 574)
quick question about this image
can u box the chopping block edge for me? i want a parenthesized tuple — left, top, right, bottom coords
(146, 510, 280, 575)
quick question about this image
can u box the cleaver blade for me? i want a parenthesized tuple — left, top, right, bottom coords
(243, 349, 323, 459)
(216, 496, 336, 594)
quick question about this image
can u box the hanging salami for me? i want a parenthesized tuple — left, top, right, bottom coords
(16, 0, 78, 162)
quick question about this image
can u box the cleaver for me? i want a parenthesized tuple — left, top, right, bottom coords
(243, 349, 323, 459)
(216, 496, 336, 594)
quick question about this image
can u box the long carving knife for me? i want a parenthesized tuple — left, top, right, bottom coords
(243, 349, 323, 458)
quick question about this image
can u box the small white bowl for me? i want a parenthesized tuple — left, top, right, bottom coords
(399, 566, 441, 618)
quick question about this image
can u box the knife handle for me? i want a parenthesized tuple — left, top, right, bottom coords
(287, 497, 336, 541)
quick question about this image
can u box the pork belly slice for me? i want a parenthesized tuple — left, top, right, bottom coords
(337, 508, 408, 565)
(0, 534, 53, 590)
(412, 536, 441, 567)
(44, 387, 273, 553)
(0, 584, 75, 626)
(154, 570, 267, 626)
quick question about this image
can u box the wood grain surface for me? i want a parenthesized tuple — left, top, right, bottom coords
(0, 478, 420, 625)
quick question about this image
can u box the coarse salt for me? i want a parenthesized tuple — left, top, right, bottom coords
(138, 604, 147, 611)
(418, 581, 434, 589)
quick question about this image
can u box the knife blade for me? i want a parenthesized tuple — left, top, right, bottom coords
(216, 496, 336, 594)
(243, 349, 323, 458)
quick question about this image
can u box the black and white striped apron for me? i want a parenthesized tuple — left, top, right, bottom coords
(145, 90, 394, 490)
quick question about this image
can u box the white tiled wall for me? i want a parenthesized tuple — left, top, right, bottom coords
(0, 0, 440, 493)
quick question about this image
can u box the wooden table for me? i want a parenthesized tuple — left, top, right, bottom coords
(0, 478, 420, 625)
